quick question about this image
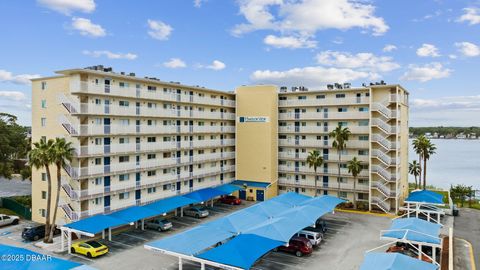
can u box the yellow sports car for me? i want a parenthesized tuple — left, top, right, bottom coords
(71, 240, 108, 258)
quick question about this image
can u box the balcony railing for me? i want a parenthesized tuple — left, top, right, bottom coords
(278, 165, 369, 177)
(279, 111, 369, 120)
(278, 152, 369, 162)
(278, 125, 369, 134)
(71, 81, 235, 107)
(278, 177, 369, 191)
(278, 139, 369, 149)
(279, 97, 369, 107)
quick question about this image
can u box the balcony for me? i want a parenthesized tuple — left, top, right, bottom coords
(278, 139, 369, 149)
(71, 81, 235, 107)
(278, 152, 369, 162)
(278, 125, 369, 134)
(278, 165, 369, 177)
(279, 111, 369, 121)
(278, 177, 369, 191)
(279, 96, 369, 107)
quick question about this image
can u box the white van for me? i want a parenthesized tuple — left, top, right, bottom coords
(295, 230, 322, 246)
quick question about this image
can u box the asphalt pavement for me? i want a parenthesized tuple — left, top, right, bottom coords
(454, 207, 479, 269)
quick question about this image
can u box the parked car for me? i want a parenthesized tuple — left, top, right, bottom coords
(314, 219, 327, 233)
(21, 224, 60, 241)
(0, 214, 19, 227)
(386, 244, 432, 263)
(145, 218, 172, 232)
(219, 195, 241, 205)
(295, 230, 322, 246)
(184, 207, 209, 218)
(71, 240, 108, 258)
(274, 236, 313, 257)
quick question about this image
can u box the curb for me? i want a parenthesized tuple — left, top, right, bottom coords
(456, 238, 477, 270)
(335, 208, 397, 218)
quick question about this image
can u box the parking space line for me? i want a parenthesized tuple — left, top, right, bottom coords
(109, 240, 134, 248)
(119, 232, 149, 241)
(69, 253, 95, 263)
(257, 257, 305, 269)
(171, 220, 194, 227)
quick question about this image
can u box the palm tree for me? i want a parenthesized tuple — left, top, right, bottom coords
(412, 136, 426, 186)
(48, 138, 74, 242)
(421, 139, 436, 190)
(347, 157, 362, 208)
(408, 160, 421, 189)
(306, 150, 324, 197)
(329, 124, 351, 194)
(28, 139, 54, 243)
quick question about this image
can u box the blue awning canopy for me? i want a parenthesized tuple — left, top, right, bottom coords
(214, 183, 244, 194)
(197, 234, 283, 269)
(232, 180, 270, 188)
(269, 192, 311, 206)
(382, 218, 442, 245)
(360, 253, 438, 270)
(63, 214, 127, 235)
(0, 243, 85, 270)
(143, 196, 197, 215)
(301, 195, 346, 212)
(108, 206, 159, 223)
(184, 187, 226, 202)
(405, 190, 444, 205)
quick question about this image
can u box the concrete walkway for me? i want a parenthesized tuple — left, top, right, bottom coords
(455, 208, 479, 269)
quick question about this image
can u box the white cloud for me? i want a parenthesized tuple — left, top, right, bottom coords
(416, 43, 440, 57)
(263, 34, 316, 49)
(147, 20, 173, 40)
(194, 0, 205, 8)
(37, 0, 95, 15)
(455, 42, 480, 57)
(457, 8, 480, 25)
(448, 54, 457, 59)
(204, 60, 226, 70)
(82, 50, 137, 60)
(315, 51, 400, 73)
(163, 58, 187, 69)
(250, 66, 373, 88)
(0, 91, 26, 101)
(401, 62, 451, 82)
(71, 17, 106, 37)
(232, 0, 388, 37)
(383, 44, 397, 52)
(0, 70, 40, 85)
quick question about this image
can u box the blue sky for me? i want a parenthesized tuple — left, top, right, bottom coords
(1, 0, 480, 126)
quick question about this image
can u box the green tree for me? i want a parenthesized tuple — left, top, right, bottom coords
(28, 139, 54, 243)
(408, 160, 421, 189)
(412, 135, 425, 186)
(0, 113, 28, 178)
(329, 124, 351, 194)
(306, 150, 324, 197)
(347, 157, 362, 208)
(420, 139, 436, 189)
(48, 138, 74, 242)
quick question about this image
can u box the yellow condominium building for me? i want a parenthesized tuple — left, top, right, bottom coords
(31, 66, 409, 225)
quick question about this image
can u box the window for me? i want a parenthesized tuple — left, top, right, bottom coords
(94, 198, 102, 205)
(94, 138, 102, 145)
(147, 170, 156, 176)
(119, 82, 129, 88)
(95, 177, 102, 185)
(338, 107, 347, 112)
(316, 95, 325, 99)
(119, 174, 129, 181)
(358, 179, 368, 185)
(41, 100, 47, 108)
(41, 118, 46, 127)
(163, 184, 172, 190)
(147, 119, 156, 126)
(147, 137, 156, 143)
(339, 191, 348, 198)
(147, 187, 156, 194)
(119, 100, 130, 107)
(147, 102, 156, 108)
(147, 85, 157, 91)
(339, 121, 348, 127)
(163, 152, 171, 158)
(119, 156, 129, 163)
(95, 118, 102, 125)
(358, 120, 369, 126)
(119, 192, 130, 200)
(359, 107, 369, 112)
(39, 209, 46, 217)
(359, 135, 369, 141)
(358, 193, 368, 200)
(358, 150, 368, 156)
(147, 154, 156, 160)
(41, 81, 47, 90)
(335, 94, 346, 98)
(119, 119, 130, 125)
(119, 137, 129, 144)
(41, 173, 47, 181)
(94, 158, 102, 165)
(41, 191, 46, 199)
(298, 96, 307, 100)
(95, 98, 101, 105)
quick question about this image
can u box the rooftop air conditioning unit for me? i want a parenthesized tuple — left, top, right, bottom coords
(343, 83, 351, 89)
(120, 72, 125, 75)
(129, 73, 135, 77)
(104, 67, 112, 72)
(327, 84, 334, 90)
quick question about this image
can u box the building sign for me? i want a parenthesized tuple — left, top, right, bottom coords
(238, 116, 269, 123)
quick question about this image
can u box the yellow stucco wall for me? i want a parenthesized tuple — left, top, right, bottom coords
(235, 85, 278, 200)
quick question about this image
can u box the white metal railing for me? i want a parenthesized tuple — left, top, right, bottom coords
(72, 81, 236, 107)
(371, 134, 396, 150)
(278, 125, 369, 134)
(278, 139, 369, 149)
(371, 118, 396, 134)
(65, 124, 235, 136)
(279, 177, 369, 191)
(279, 96, 369, 107)
(371, 149, 397, 165)
(372, 181, 396, 197)
(278, 111, 369, 120)
(372, 196, 391, 212)
(278, 165, 369, 177)
(278, 152, 369, 163)
(371, 165, 397, 182)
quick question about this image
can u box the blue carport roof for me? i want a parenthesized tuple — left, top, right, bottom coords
(63, 214, 127, 235)
(232, 180, 270, 188)
(0, 243, 84, 270)
(406, 190, 444, 205)
(143, 195, 197, 215)
(301, 195, 346, 212)
(214, 183, 243, 194)
(197, 234, 283, 269)
(108, 206, 159, 223)
(382, 218, 442, 245)
(184, 187, 226, 202)
(360, 252, 438, 270)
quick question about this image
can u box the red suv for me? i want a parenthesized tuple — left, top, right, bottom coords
(275, 236, 313, 257)
(219, 195, 241, 205)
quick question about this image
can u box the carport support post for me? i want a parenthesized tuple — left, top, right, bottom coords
(67, 230, 72, 254)
(141, 219, 145, 230)
(433, 247, 436, 262)
(102, 229, 105, 239)
(201, 262, 205, 270)
(418, 244, 422, 259)
(180, 207, 183, 217)
(108, 228, 112, 241)
(178, 257, 182, 270)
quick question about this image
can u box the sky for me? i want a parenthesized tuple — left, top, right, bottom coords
(1, 0, 480, 127)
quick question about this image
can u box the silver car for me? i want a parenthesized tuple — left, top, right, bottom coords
(145, 218, 172, 231)
(184, 207, 209, 218)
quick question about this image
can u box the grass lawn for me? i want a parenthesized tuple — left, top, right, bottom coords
(0, 208, 18, 215)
